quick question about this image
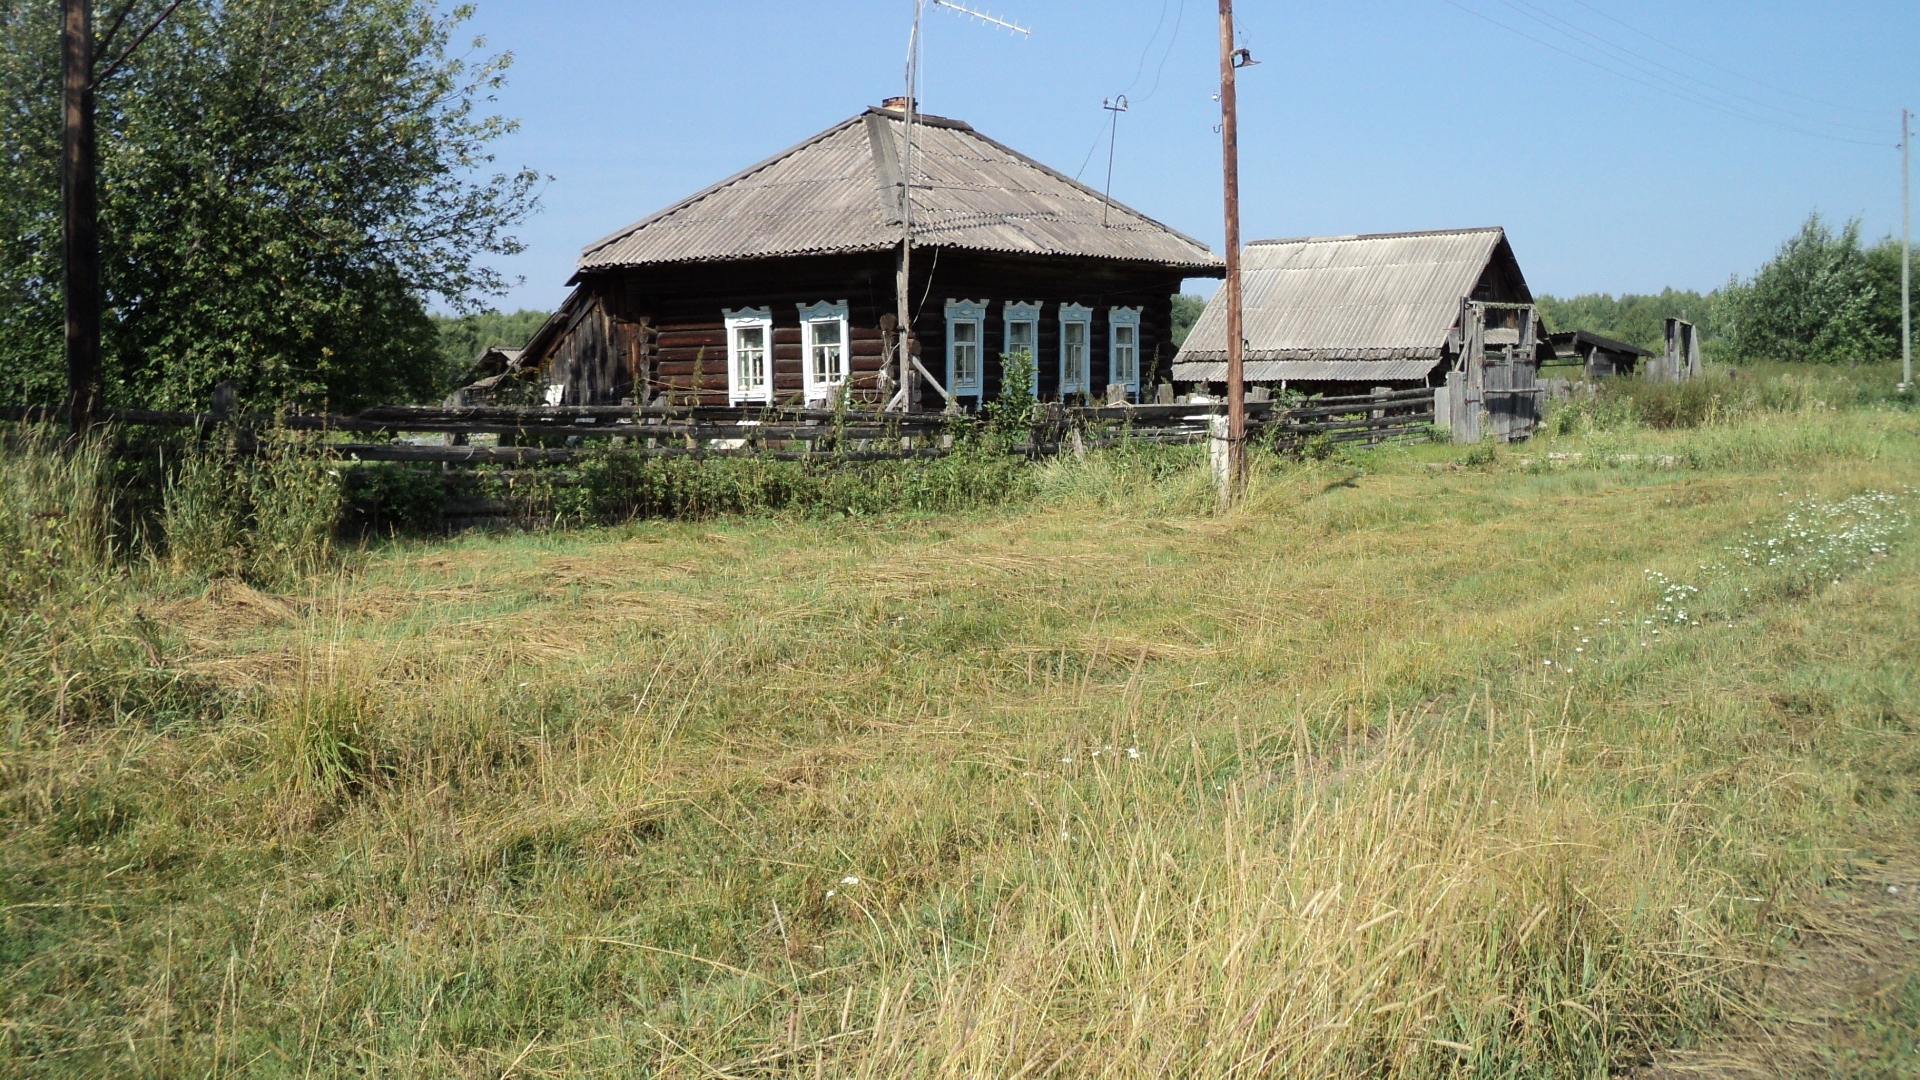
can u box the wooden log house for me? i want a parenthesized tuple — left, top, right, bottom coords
(502, 101, 1223, 410)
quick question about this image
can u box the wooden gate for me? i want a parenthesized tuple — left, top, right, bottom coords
(1443, 301, 1541, 442)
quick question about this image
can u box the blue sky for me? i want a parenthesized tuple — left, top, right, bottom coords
(457, 1, 1917, 313)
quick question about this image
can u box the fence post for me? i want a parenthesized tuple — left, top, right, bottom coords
(1209, 414, 1231, 504)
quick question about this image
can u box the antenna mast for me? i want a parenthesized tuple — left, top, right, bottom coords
(890, 0, 1028, 412)
(1101, 96, 1129, 227)
(891, 0, 925, 412)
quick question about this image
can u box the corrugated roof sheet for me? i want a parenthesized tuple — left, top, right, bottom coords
(580, 109, 1221, 271)
(1176, 228, 1512, 364)
(1171, 358, 1442, 383)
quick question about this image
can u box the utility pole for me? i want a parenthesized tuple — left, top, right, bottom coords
(1903, 107, 1911, 393)
(1216, 0, 1247, 502)
(62, 0, 100, 434)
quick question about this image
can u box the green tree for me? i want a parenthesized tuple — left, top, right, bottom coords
(1171, 293, 1205, 347)
(0, 0, 540, 410)
(432, 307, 550, 388)
(1535, 288, 1728, 356)
(1725, 214, 1896, 365)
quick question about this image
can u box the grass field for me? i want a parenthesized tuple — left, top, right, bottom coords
(3, 367, 1919, 1077)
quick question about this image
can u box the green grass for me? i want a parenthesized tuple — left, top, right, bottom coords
(2, 373, 1918, 1077)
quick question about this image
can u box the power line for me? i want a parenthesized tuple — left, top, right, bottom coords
(1491, 0, 1885, 138)
(1435, 0, 1888, 148)
(1135, 0, 1187, 104)
(1560, 0, 1881, 117)
(1116, 0, 1171, 97)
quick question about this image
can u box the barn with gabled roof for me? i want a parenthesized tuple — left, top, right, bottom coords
(1172, 227, 1536, 395)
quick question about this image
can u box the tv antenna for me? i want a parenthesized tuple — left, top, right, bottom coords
(931, 0, 1030, 36)
(890, 0, 1030, 411)
(1100, 95, 1128, 226)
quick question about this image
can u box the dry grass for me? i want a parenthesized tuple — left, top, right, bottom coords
(2, 388, 1919, 1077)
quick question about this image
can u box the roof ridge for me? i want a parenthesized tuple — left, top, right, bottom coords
(1247, 226, 1505, 247)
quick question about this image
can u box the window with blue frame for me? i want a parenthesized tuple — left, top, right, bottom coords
(1059, 303, 1092, 398)
(1108, 306, 1142, 398)
(1003, 301, 1041, 393)
(945, 299, 987, 398)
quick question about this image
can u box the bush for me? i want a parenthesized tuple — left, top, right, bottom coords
(343, 463, 448, 536)
(1725, 215, 1900, 366)
(163, 423, 343, 586)
(557, 443, 1034, 524)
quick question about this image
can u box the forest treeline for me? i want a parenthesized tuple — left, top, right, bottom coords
(1540, 214, 1910, 365)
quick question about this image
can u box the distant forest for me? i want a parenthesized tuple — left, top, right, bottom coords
(1535, 290, 1725, 356)
(1540, 214, 1909, 366)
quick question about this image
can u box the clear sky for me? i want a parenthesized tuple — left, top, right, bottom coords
(456, 1, 1918, 313)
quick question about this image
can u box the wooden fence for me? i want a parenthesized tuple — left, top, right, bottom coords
(2, 388, 1435, 460)
(4, 389, 1436, 527)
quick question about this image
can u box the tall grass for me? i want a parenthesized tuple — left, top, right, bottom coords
(0, 428, 197, 729)
(164, 424, 343, 586)
(1, 384, 1917, 1077)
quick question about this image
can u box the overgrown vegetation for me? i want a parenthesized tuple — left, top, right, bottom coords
(2, 365, 1916, 1077)
(1539, 213, 1910, 367)
(556, 442, 1037, 523)
(432, 307, 551, 391)
(1536, 287, 1725, 355)
(0, 0, 540, 410)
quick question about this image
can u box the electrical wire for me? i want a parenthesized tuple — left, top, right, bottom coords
(1117, 0, 1172, 98)
(1135, 0, 1187, 105)
(1491, 0, 1886, 137)
(1560, 0, 1881, 117)
(1435, 0, 1889, 148)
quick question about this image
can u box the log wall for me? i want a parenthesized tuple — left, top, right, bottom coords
(531, 251, 1201, 409)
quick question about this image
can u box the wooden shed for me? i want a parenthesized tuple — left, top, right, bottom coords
(508, 102, 1222, 410)
(1171, 227, 1538, 396)
(1546, 329, 1653, 378)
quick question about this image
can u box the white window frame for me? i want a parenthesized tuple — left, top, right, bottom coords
(1059, 303, 1093, 398)
(724, 306, 774, 405)
(1003, 300, 1042, 394)
(797, 299, 850, 405)
(1108, 305, 1143, 399)
(944, 298, 987, 399)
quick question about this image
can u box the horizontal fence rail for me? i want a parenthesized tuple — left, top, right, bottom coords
(2, 388, 1439, 463)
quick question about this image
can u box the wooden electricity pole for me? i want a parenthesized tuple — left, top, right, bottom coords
(62, 0, 100, 433)
(1216, 0, 1247, 501)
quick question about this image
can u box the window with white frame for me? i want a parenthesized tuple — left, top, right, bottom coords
(1108, 306, 1142, 397)
(797, 300, 850, 404)
(1003, 301, 1041, 393)
(724, 306, 773, 405)
(1059, 303, 1092, 398)
(944, 299, 986, 398)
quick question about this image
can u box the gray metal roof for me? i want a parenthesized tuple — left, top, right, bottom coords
(1170, 358, 1442, 383)
(1176, 228, 1518, 364)
(579, 109, 1222, 271)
